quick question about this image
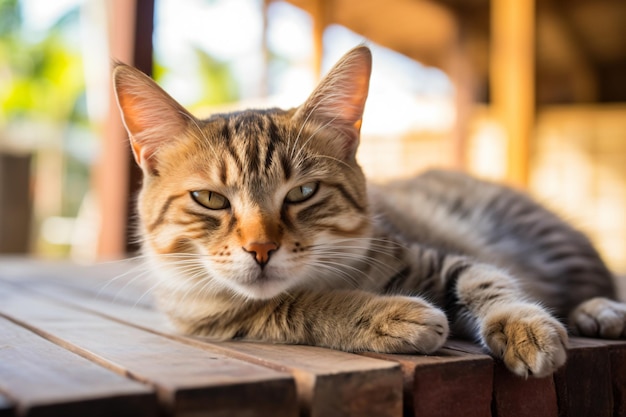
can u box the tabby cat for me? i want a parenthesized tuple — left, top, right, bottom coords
(113, 46, 626, 378)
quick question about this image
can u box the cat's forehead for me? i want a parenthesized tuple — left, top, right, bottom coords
(204, 108, 294, 138)
(166, 106, 344, 194)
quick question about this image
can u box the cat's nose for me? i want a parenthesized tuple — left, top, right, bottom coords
(243, 241, 278, 267)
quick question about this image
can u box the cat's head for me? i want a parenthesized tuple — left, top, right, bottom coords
(113, 46, 373, 300)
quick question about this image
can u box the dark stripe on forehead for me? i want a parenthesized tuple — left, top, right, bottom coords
(222, 118, 244, 173)
(226, 141, 244, 173)
(146, 193, 187, 232)
(246, 131, 260, 175)
(263, 118, 278, 173)
(220, 119, 232, 142)
(281, 155, 292, 180)
(232, 113, 264, 176)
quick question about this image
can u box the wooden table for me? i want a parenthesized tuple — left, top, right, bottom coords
(0, 257, 624, 417)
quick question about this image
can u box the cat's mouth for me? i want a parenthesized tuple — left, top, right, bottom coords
(233, 268, 291, 300)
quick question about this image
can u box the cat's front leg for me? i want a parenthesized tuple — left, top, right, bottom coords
(446, 261, 568, 378)
(338, 293, 449, 353)
(168, 290, 449, 354)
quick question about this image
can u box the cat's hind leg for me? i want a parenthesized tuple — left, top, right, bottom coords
(569, 297, 626, 338)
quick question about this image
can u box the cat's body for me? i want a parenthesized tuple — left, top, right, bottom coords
(371, 171, 615, 318)
(114, 46, 626, 378)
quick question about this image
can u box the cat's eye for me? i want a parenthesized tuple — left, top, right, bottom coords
(191, 190, 230, 210)
(285, 182, 319, 204)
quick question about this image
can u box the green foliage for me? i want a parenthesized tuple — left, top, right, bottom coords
(0, 0, 21, 37)
(193, 47, 239, 106)
(0, 0, 84, 126)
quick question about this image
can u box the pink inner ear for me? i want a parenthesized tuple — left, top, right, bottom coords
(113, 65, 193, 171)
(295, 46, 372, 157)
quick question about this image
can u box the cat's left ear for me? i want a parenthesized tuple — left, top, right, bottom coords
(294, 45, 372, 158)
(113, 63, 193, 174)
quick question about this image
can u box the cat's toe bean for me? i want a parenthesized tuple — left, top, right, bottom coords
(482, 304, 568, 378)
(570, 297, 626, 339)
(368, 297, 449, 354)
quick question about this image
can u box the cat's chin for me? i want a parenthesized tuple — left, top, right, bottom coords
(228, 270, 294, 300)
(232, 279, 290, 300)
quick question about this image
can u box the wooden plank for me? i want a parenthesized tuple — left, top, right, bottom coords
(365, 348, 493, 417)
(2, 274, 403, 417)
(0, 394, 15, 417)
(0, 317, 157, 417)
(446, 339, 558, 417)
(0, 258, 152, 307)
(491, 361, 558, 417)
(0, 284, 298, 417)
(553, 338, 613, 417)
(215, 342, 402, 417)
(604, 340, 626, 417)
(574, 338, 626, 417)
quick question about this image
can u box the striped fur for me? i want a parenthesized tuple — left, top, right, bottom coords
(114, 46, 625, 378)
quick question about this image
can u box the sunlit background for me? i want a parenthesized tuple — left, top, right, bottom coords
(1, 0, 625, 289)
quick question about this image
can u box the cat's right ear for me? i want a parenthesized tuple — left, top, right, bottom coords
(293, 45, 372, 159)
(112, 63, 193, 174)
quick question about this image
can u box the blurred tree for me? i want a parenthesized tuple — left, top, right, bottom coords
(0, 0, 84, 127)
(193, 47, 239, 106)
(0, 0, 90, 257)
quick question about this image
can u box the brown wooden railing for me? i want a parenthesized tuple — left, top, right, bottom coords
(0, 258, 624, 417)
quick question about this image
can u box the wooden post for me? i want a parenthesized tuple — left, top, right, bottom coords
(446, 40, 471, 171)
(0, 153, 32, 253)
(490, 0, 535, 187)
(311, 0, 328, 77)
(96, 0, 153, 259)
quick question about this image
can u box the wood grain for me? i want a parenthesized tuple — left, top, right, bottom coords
(563, 338, 626, 417)
(215, 342, 403, 417)
(0, 317, 157, 417)
(553, 338, 613, 417)
(445, 339, 558, 417)
(0, 258, 151, 308)
(3, 271, 403, 417)
(0, 284, 298, 417)
(365, 347, 493, 417)
(3, 259, 624, 417)
(604, 340, 626, 417)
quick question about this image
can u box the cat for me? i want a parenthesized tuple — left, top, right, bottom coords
(113, 46, 626, 378)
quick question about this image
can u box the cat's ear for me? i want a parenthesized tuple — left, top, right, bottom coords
(112, 63, 193, 174)
(294, 45, 372, 158)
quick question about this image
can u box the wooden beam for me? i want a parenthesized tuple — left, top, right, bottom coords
(311, 0, 329, 77)
(0, 154, 32, 253)
(490, 0, 535, 187)
(96, 0, 153, 259)
(125, 0, 154, 255)
(446, 41, 472, 171)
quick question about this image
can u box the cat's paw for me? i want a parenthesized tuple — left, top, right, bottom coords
(570, 297, 626, 339)
(363, 297, 449, 354)
(482, 303, 568, 378)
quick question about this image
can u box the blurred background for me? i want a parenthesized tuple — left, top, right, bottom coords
(0, 0, 625, 282)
